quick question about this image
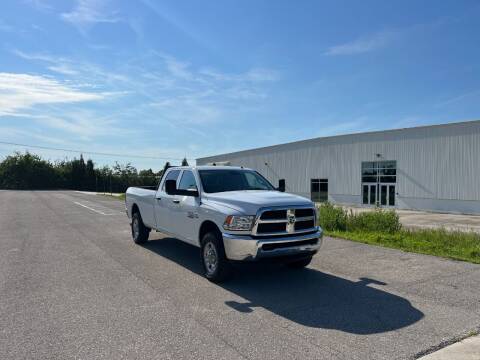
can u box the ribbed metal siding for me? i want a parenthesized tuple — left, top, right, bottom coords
(197, 121, 480, 202)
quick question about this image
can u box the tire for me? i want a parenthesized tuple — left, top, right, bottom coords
(201, 231, 232, 282)
(287, 256, 313, 269)
(131, 211, 149, 244)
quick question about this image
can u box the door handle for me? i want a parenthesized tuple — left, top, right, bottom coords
(155, 197, 161, 201)
(172, 199, 180, 204)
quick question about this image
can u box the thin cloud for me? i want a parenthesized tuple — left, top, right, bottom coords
(48, 65, 79, 76)
(163, 55, 195, 81)
(24, 0, 53, 12)
(61, 0, 121, 33)
(0, 73, 104, 116)
(36, 114, 132, 139)
(8, 111, 136, 140)
(324, 30, 392, 56)
(139, 0, 213, 50)
(200, 67, 279, 83)
(13, 49, 69, 64)
(149, 95, 222, 125)
(436, 90, 480, 107)
(10, 49, 279, 143)
(0, 126, 68, 145)
(323, 20, 445, 56)
(315, 117, 372, 137)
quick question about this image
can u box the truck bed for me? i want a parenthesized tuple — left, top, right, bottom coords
(125, 187, 157, 228)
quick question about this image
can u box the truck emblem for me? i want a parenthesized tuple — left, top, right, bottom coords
(286, 209, 296, 233)
(287, 214, 296, 224)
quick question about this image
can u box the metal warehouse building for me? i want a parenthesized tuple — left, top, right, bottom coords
(197, 120, 480, 214)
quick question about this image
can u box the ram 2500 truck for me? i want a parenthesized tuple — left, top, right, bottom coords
(125, 166, 323, 282)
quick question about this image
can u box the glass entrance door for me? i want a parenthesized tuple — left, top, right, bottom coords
(361, 161, 397, 207)
(380, 184, 395, 206)
(369, 184, 377, 205)
(363, 184, 379, 205)
(381, 185, 387, 206)
(388, 184, 395, 206)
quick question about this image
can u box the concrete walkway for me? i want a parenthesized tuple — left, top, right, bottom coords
(398, 210, 480, 233)
(418, 335, 480, 359)
(341, 206, 480, 233)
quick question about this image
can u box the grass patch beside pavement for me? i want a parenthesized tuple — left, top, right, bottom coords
(100, 193, 126, 201)
(318, 203, 480, 264)
(326, 228, 480, 264)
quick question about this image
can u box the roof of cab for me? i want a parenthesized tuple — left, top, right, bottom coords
(167, 165, 250, 171)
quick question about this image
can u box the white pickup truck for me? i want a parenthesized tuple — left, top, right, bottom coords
(125, 166, 323, 282)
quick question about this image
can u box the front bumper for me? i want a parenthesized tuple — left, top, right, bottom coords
(222, 228, 323, 261)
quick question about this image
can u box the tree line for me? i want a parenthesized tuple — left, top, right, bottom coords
(0, 151, 189, 192)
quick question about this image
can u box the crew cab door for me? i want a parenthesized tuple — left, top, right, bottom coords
(172, 170, 202, 243)
(154, 169, 181, 233)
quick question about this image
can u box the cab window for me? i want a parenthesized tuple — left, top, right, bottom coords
(178, 170, 198, 191)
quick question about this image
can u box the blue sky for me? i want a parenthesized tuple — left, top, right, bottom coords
(1, 0, 479, 170)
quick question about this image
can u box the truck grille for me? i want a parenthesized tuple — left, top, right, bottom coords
(253, 207, 317, 236)
(260, 210, 287, 220)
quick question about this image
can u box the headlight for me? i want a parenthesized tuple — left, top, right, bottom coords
(223, 215, 255, 231)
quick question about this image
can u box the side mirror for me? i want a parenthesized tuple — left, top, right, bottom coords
(277, 179, 285, 192)
(165, 179, 177, 195)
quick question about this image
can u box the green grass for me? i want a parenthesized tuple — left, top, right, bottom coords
(318, 202, 480, 264)
(100, 193, 126, 201)
(325, 228, 480, 264)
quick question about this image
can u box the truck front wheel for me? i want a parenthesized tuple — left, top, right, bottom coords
(131, 211, 150, 244)
(201, 232, 231, 282)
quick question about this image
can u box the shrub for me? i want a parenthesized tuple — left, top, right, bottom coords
(318, 202, 347, 231)
(347, 208, 401, 234)
(318, 203, 401, 233)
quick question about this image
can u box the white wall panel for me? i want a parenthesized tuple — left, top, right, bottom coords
(197, 121, 480, 212)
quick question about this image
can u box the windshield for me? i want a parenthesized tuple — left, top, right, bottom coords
(198, 169, 275, 193)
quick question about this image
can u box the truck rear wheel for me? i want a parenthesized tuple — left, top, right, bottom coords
(131, 211, 149, 244)
(201, 232, 231, 282)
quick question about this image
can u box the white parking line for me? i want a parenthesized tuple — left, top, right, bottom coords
(73, 201, 118, 216)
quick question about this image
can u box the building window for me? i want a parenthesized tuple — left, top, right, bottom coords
(361, 161, 396, 184)
(311, 179, 328, 202)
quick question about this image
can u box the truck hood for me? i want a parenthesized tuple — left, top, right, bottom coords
(203, 190, 313, 215)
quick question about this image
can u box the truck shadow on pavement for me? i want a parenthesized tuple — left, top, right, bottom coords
(141, 237, 424, 335)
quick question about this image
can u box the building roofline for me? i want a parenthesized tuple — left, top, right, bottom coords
(197, 119, 480, 160)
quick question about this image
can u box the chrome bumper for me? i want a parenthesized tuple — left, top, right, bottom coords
(222, 228, 323, 261)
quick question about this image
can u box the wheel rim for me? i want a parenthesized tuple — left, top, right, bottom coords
(132, 216, 140, 239)
(203, 242, 218, 275)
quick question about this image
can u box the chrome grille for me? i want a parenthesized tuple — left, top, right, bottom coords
(252, 207, 317, 236)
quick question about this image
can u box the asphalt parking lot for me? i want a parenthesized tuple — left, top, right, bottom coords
(1, 191, 479, 360)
